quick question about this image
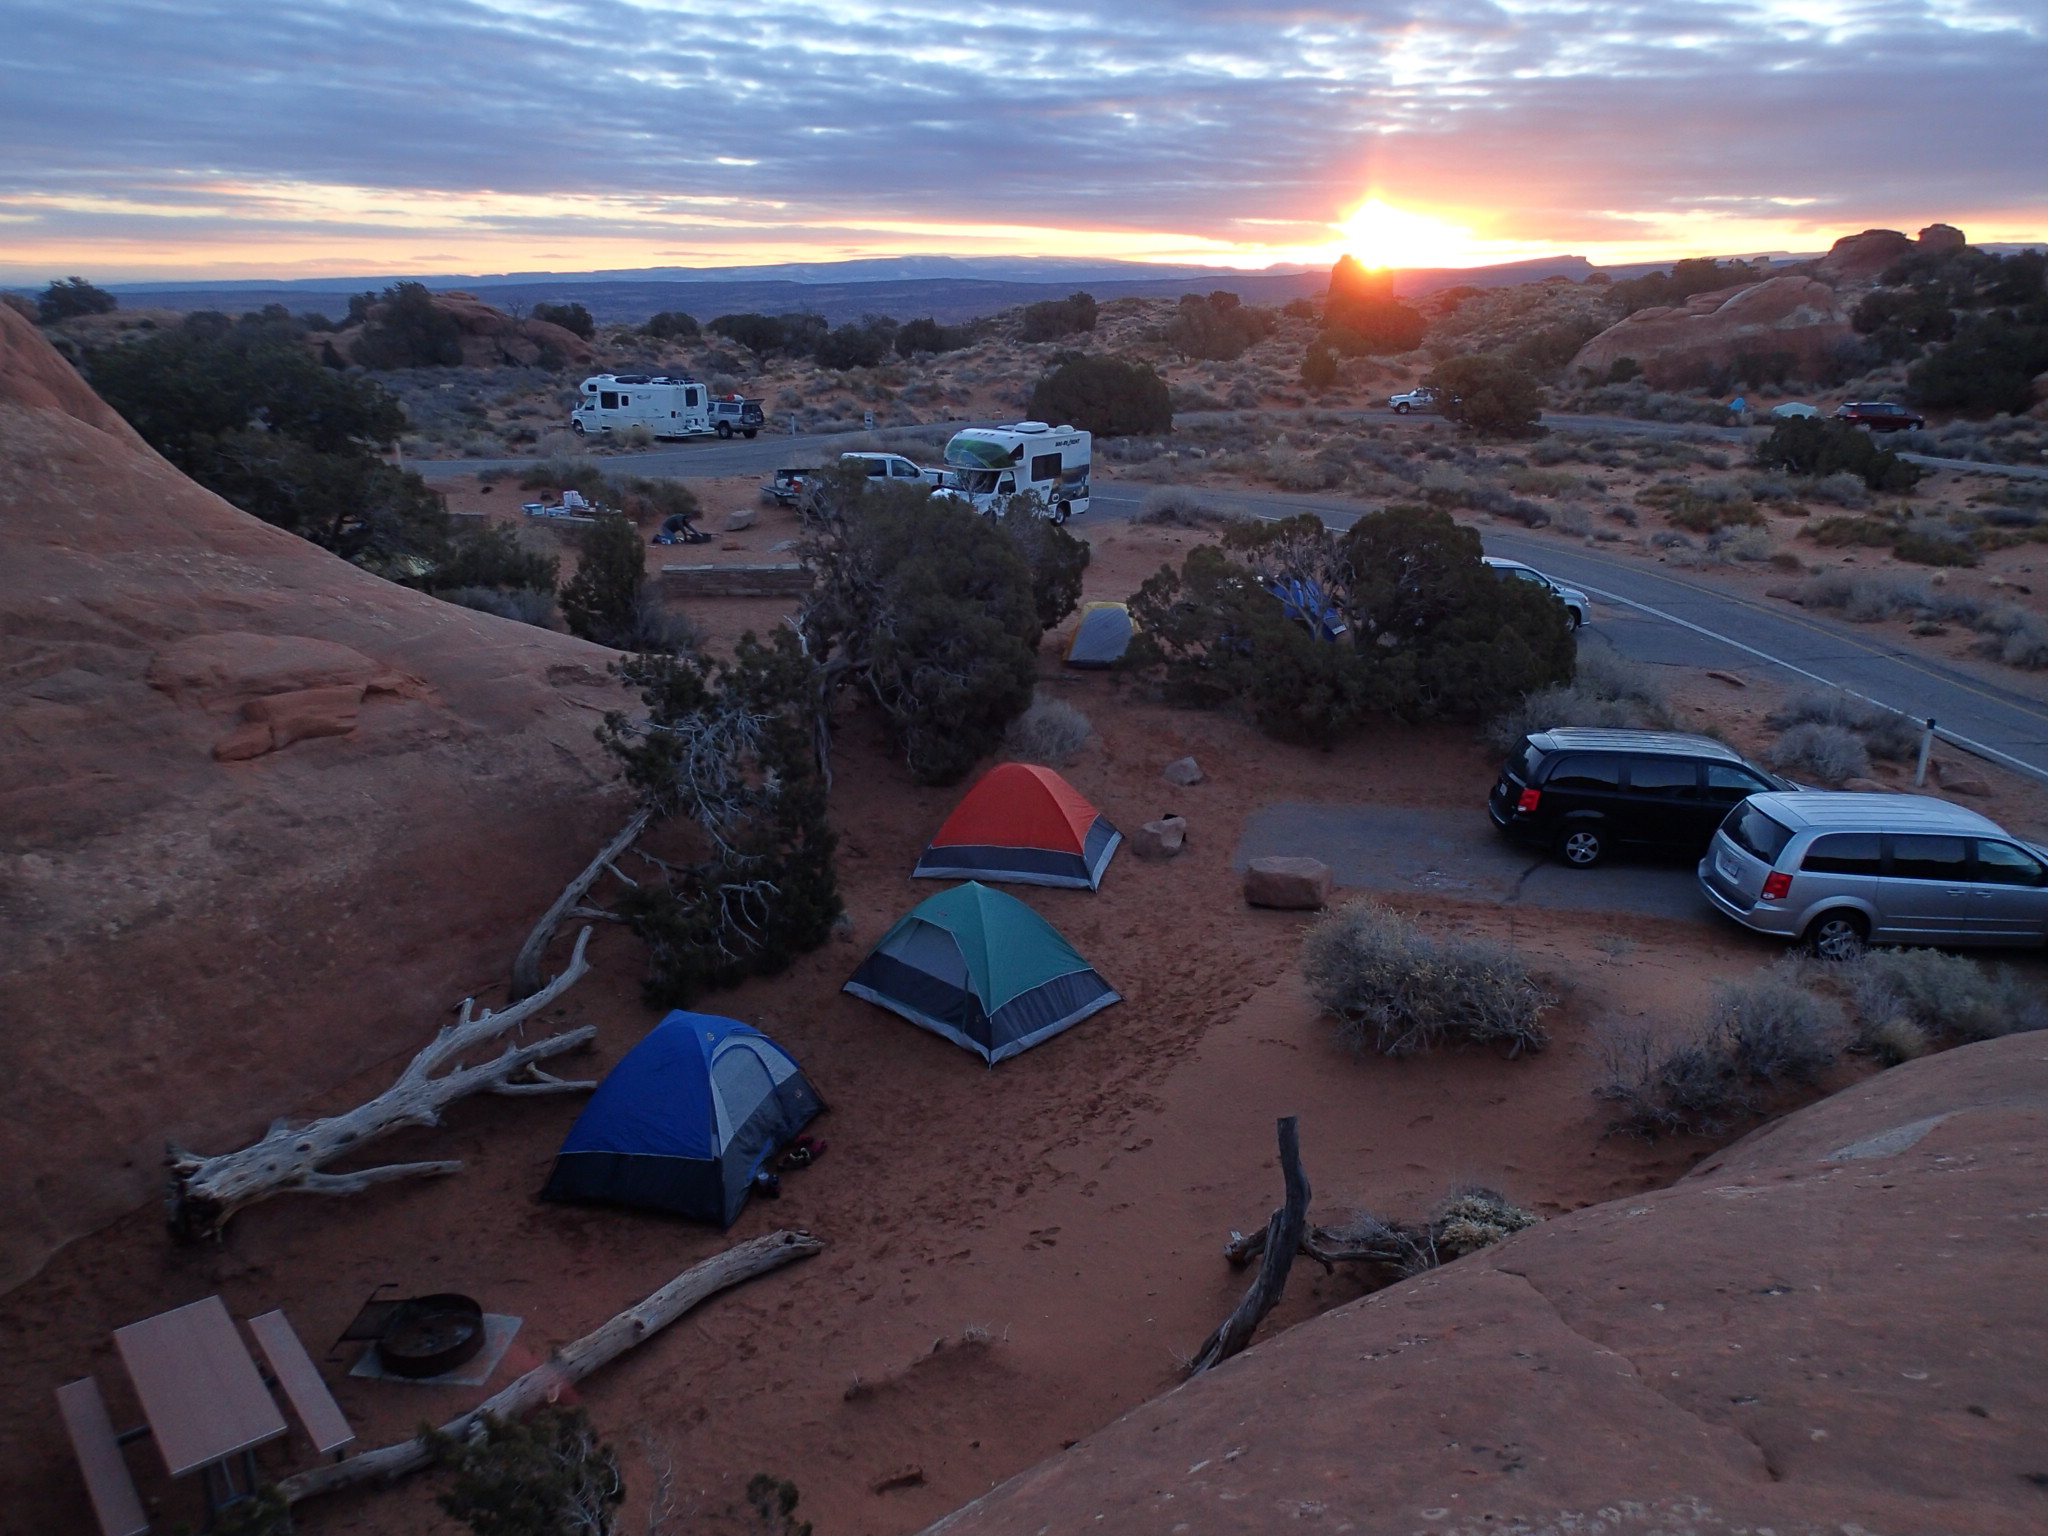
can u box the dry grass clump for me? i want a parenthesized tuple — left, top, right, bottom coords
(1302, 899, 1549, 1058)
(1433, 1188, 1541, 1258)
(1003, 695, 1093, 766)
(1765, 722, 1871, 785)
(1485, 648, 1675, 750)
(1595, 964, 1843, 1137)
(1768, 689, 1921, 761)
(1134, 488, 1246, 530)
(1846, 947, 2048, 1051)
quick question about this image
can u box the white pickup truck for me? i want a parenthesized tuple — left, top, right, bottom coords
(1388, 387, 1444, 414)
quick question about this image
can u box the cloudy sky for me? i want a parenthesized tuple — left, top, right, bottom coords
(2, 0, 2043, 281)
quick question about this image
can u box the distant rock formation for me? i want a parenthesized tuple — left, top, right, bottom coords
(1917, 223, 1967, 255)
(1817, 223, 1970, 284)
(0, 304, 625, 1292)
(1568, 275, 1851, 389)
(927, 1030, 2048, 1536)
(336, 288, 596, 369)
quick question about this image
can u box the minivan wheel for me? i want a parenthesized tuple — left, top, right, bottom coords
(1558, 828, 1604, 868)
(1806, 911, 1868, 961)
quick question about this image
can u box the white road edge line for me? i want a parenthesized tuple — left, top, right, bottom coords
(1234, 506, 2048, 787)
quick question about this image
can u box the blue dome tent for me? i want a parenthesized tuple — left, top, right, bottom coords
(543, 1012, 822, 1227)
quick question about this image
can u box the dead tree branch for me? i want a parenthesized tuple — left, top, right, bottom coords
(511, 808, 653, 999)
(276, 1229, 825, 1507)
(1189, 1116, 1309, 1375)
(167, 929, 596, 1240)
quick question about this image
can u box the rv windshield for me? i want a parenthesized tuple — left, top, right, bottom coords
(945, 437, 1015, 470)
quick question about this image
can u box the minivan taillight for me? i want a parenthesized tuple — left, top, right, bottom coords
(1761, 871, 1792, 901)
(1516, 789, 1541, 814)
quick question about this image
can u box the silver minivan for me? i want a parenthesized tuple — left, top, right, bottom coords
(1699, 791, 2048, 959)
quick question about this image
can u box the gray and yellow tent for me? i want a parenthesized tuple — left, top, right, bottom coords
(844, 882, 1121, 1064)
(1064, 602, 1133, 668)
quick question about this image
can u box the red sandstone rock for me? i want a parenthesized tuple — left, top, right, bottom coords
(1917, 223, 1967, 254)
(1818, 227, 1915, 282)
(1243, 855, 1331, 909)
(927, 1033, 2048, 1536)
(0, 304, 626, 1292)
(334, 287, 595, 369)
(1570, 276, 1850, 390)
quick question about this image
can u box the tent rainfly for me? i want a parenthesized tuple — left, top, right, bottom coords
(845, 881, 1121, 1064)
(543, 1012, 821, 1227)
(912, 762, 1120, 890)
(1064, 602, 1134, 668)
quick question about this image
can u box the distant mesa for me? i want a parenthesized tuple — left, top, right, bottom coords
(1568, 274, 1851, 390)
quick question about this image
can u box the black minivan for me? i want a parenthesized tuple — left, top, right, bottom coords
(1488, 728, 1794, 868)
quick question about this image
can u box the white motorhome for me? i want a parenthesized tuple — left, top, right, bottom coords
(940, 421, 1091, 521)
(570, 374, 714, 439)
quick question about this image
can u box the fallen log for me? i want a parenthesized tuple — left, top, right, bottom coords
(167, 928, 596, 1240)
(511, 807, 652, 1000)
(1189, 1116, 1308, 1375)
(278, 1228, 825, 1505)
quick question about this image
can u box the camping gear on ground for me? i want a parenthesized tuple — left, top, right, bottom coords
(913, 762, 1121, 890)
(845, 881, 1121, 1064)
(1064, 601, 1134, 668)
(543, 1012, 822, 1227)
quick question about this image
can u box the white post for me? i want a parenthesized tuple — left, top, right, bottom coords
(1916, 718, 1937, 787)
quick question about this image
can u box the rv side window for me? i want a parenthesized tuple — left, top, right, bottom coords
(1030, 453, 1061, 483)
(600, 391, 618, 409)
(686, 389, 699, 407)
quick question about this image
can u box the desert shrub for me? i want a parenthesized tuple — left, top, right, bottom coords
(1981, 607, 2048, 669)
(86, 315, 450, 574)
(1301, 343, 1339, 390)
(518, 458, 612, 501)
(1756, 416, 1921, 492)
(1846, 948, 2048, 1047)
(604, 630, 839, 1006)
(1135, 488, 1243, 529)
(1716, 972, 1842, 1084)
(995, 506, 1090, 630)
(1028, 354, 1171, 437)
(440, 585, 555, 627)
(1165, 291, 1275, 361)
(560, 515, 653, 649)
(814, 322, 890, 371)
(1128, 506, 1574, 743)
(1766, 722, 1871, 784)
(429, 522, 557, 595)
(1003, 695, 1093, 766)
(1018, 291, 1098, 342)
(1265, 438, 1343, 490)
(1808, 471, 1873, 510)
(1427, 353, 1542, 436)
(1908, 312, 2048, 417)
(1892, 523, 1979, 567)
(1651, 487, 1765, 534)
(1432, 1188, 1542, 1257)
(895, 315, 974, 356)
(1486, 648, 1674, 749)
(642, 309, 699, 340)
(37, 275, 117, 322)
(1706, 525, 1775, 563)
(1795, 572, 1930, 622)
(1303, 899, 1548, 1057)
(799, 474, 1041, 784)
(428, 1405, 623, 1536)
(349, 281, 466, 368)
(1767, 690, 1919, 760)
(1322, 257, 1427, 353)
(531, 300, 595, 340)
(709, 312, 787, 354)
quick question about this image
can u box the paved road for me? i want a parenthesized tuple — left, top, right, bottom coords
(1085, 481, 2048, 785)
(1233, 804, 1715, 923)
(411, 408, 2048, 483)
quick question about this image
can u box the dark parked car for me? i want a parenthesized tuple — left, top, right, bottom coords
(1488, 728, 1795, 868)
(1833, 401, 1925, 432)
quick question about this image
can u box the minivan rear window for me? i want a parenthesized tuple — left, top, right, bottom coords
(1801, 832, 1882, 876)
(1723, 803, 1793, 865)
(1510, 741, 1543, 781)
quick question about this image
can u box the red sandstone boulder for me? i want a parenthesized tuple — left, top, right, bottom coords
(0, 304, 626, 1292)
(927, 1032, 2048, 1536)
(334, 287, 595, 369)
(1244, 856, 1332, 909)
(1918, 223, 1967, 254)
(1569, 275, 1850, 389)
(1819, 227, 1915, 282)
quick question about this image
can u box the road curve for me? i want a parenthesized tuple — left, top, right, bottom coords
(1083, 481, 2048, 784)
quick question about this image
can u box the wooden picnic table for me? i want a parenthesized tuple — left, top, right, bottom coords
(114, 1297, 287, 1481)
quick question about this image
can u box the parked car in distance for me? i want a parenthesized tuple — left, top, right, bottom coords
(1389, 387, 1443, 414)
(1482, 556, 1590, 629)
(1489, 728, 1794, 868)
(1834, 401, 1925, 432)
(707, 395, 765, 438)
(1699, 792, 2048, 958)
(1769, 402, 1821, 419)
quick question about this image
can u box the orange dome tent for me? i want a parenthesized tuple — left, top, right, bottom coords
(912, 763, 1121, 890)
